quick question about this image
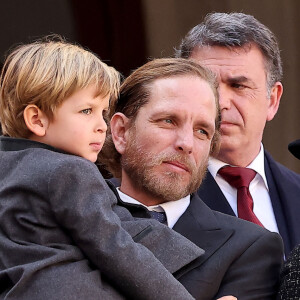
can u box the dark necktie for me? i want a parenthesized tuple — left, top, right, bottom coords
(218, 166, 263, 227)
(148, 210, 167, 225)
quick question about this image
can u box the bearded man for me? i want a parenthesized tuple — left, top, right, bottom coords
(100, 58, 283, 300)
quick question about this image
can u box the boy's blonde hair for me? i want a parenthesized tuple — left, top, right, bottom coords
(0, 36, 120, 138)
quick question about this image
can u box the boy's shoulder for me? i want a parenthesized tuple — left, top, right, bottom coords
(1, 136, 97, 175)
(30, 148, 103, 186)
(24, 146, 96, 175)
(1, 138, 106, 193)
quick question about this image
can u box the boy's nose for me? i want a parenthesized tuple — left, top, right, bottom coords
(96, 117, 108, 133)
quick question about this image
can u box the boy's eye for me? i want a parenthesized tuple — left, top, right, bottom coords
(81, 108, 92, 115)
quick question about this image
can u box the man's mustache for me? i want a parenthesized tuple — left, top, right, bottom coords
(150, 153, 197, 174)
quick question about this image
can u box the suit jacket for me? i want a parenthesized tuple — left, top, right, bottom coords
(277, 244, 300, 299)
(0, 136, 203, 300)
(114, 186, 284, 300)
(197, 151, 300, 256)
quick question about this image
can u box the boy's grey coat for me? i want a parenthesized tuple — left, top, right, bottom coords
(0, 136, 204, 300)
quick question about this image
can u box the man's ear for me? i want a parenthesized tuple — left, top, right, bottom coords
(110, 113, 130, 155)
(23, 104, 49, 137)
(267, 82, 283, 121)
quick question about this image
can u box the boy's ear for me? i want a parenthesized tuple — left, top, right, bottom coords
(23, 104, 49, 137)
(110, 113, 130, 155)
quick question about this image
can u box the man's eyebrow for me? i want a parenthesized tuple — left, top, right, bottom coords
(150, 110, 176, 118)
(227, 76, 255, 85)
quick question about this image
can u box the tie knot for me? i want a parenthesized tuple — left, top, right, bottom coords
(218, 166, 256, 189)
(148, 210, 167, 224)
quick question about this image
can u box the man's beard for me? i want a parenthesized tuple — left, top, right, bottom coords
(121, 133, 208, 203)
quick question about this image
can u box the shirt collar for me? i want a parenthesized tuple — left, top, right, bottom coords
(208, 143, 268, 189)
(116, 188, 190, 228)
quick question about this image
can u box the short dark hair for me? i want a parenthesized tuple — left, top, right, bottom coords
(99, 58, 221, 178)
(176, 12, 282, 91)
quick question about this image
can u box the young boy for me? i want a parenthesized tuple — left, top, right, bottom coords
(0, 38, 203, 299)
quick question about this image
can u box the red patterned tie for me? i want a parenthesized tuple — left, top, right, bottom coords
(218, 166, 263, 227)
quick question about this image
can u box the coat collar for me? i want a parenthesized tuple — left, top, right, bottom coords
(106, 181, 152, 218)
(172, 193, 233, 277)
(0, 136, 65, 154)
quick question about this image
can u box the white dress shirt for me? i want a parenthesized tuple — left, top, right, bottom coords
(208, 144, 279, 233)
(117, 188, 190, 228)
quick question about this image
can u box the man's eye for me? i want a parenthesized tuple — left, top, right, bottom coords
(231, 83, 245, 89)
(164, 119, 173, 124)
(81, 108, 92, 115)
(196, 129, 208, 137)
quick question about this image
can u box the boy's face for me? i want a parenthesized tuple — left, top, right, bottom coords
(42, 85, 109, 162)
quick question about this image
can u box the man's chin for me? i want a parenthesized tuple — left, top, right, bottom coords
(142, 174, 186, 200)
(146, 186, 189, 203)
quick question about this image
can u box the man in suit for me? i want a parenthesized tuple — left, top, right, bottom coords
(101, 57, 283, 299)
(176, 12, 300, 256)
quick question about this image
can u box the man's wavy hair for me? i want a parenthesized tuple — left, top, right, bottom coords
(99, 57, 221, 178)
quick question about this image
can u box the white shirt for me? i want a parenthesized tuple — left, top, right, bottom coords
(208, 144, 279, 233)
(117, 188, 190, 228)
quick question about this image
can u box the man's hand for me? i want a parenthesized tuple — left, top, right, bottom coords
(217, 297, 237, 300)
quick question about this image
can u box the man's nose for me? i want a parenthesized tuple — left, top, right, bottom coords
(218, 85, 231, 110)
(175, 127, 193, 154)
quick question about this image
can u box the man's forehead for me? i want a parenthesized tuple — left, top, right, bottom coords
(192, 44, 264, 64)
(139, 75, 217, 120)
(149, 74, 211, 93)
(190, 44, 267, 81)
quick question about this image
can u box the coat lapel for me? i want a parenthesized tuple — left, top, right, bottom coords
(173, 194, 233, 278)
(197, 172, 235, 216)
